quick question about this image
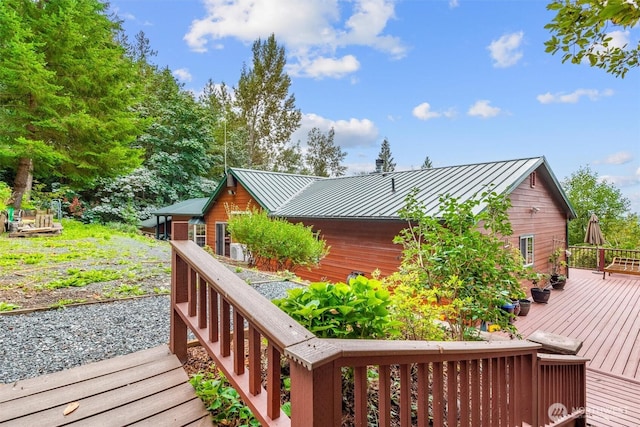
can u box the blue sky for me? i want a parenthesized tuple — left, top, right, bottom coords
(110, 0, 640, 213)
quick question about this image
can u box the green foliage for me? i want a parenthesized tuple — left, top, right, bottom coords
(189, 371, 260, 427)
(562, 165, 631, 245)
(0, 302, 20, 312)
(274, 275, 401, 339)
(43, 268, 123, 290)
(393, 188, 529, 340)
(0, 182, 11, 208)
(49, 299, 86, 309)
(227, 209, 328, 272)
(234, 34, 302, 170)
(383, 271, 447, 341)
(304, 127, 347, 177)
(103, 284, 146, 298)
(544, 0, 639, 77)
(0, 0, 146, 208)
(377, 138, 396, 172)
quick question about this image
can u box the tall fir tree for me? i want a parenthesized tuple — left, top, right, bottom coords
(377, 138, 396, 172)
(0, 0, 145, 208)
(422, 156, 433, 169)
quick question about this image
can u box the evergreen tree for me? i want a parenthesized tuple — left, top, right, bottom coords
(0, 0, 145, 209)
(421, 156, 433, 169)
(378, 138, 396, 172)
(305, 128, 347, 177)
(234, 34, 301, 169)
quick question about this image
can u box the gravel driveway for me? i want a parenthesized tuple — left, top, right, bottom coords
(0, 262, 304, 384)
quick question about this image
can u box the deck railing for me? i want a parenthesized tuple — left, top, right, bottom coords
(568, 246, 640, 271)
(170, 227, 587, 426)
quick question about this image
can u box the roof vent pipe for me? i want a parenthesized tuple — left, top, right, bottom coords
(375, 158, 384, 173)
(391, 177, 396, 192)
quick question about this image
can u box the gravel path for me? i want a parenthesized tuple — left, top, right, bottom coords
(0, 280, 303, 384)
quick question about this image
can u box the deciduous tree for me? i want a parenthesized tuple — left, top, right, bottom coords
(545, 0, 640, 77)
(234, 34, 301, 169)
(562, 165, 630, 244)
(304, 128, 347, 177)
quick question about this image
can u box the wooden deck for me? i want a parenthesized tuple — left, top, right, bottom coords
(0, 345, 210, 426)
(515, 268, 640, 426)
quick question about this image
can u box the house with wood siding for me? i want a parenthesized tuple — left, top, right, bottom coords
(170, 156, 576, 283)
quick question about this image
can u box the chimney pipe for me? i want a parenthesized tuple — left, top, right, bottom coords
(375, 158, 384, 173)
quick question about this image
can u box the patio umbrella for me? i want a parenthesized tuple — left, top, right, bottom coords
(584, 213, 606, 271)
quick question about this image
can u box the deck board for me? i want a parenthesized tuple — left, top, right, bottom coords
(0, 345, 209, 426)
(515, 269, 640, 426)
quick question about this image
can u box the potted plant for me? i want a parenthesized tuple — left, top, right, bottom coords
(548, 247, 568, 286)
(551, 274, 567, 290)
(530, 273, 551, 303)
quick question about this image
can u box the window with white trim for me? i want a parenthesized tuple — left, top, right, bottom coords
(520, 235, 534, 266)
(189, 224, 206, 247)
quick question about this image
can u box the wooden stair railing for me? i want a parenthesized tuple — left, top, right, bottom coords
(170, 224, 587, 426)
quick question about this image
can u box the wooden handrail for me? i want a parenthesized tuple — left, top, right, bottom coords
(170, 223, 588, 426)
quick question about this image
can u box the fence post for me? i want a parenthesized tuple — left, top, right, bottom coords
(169, 229, 190, 362)
(289, 361, 340, 427)
(598, 248, 605, 272)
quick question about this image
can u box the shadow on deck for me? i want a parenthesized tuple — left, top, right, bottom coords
(515, 268, 640, 426)
(0, 345, 209, 426)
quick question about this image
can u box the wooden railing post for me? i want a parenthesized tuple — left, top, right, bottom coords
(289, 361, 340, 427)
(286, 338, 342, 427)
(169, 221, 190, 363)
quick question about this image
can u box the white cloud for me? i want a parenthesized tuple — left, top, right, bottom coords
(536, 88, 614, 104)
(487, 31, 524, 68)
(290, 113, 378, 149)
(173, 68, 193, 82)
(600, 173, 640, 187)
(595, 151, 634, 165)
(467, 100, 501, 118)
(412, 103, 441, 120)
(287, 55, 360, 79)
(412, 102, 457, 121)
(184, 0, 406, 78)
(449, 0, 460, 8)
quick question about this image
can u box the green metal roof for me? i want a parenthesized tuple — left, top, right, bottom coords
(151, 198, 209, 216)
(271, 156, 576, 220)
(203, 168, 322, 213)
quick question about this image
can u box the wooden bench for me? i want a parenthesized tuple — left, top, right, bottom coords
(603, 257, 640, 279)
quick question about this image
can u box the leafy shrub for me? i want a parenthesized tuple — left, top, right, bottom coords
(227, 209, 328, 272)
(274, 275, 400, 339)
(190, 371, 260, 427)
(383, 271, 448, 341)
(394, 188, 529, 340)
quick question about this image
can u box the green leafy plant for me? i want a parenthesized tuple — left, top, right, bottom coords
(227, 208, 329, 272)
(103, 284, 146, 298)
(274, 274, 401, 339)
(383, 271, 448, 341)
(189, 371, 260, 427)
(393, 188, 531, 340)
(0, 302, 20, 312)
(49, 299, 86, 309)
(43, 268, 123, 290)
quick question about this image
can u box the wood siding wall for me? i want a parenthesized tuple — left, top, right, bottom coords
(202, 167, 569, 284)
(295, 219, 406, 283)
(507, 173, 569, 275)
(204, 183, 257, 251)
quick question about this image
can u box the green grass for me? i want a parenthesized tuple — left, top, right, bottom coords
(0, 218, 170, 305)
(0, 302, 21, 312)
